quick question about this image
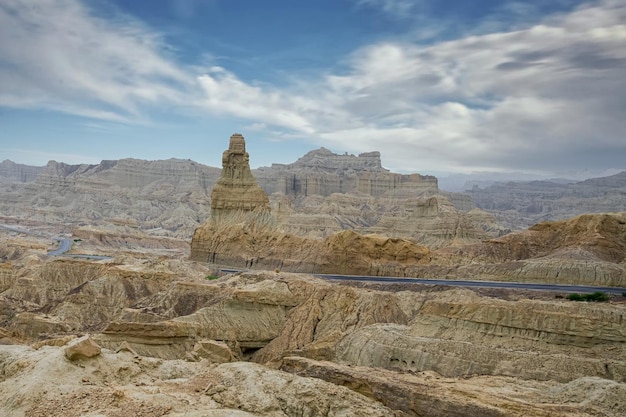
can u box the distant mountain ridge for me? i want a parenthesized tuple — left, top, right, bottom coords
(0, 159, 45, 183)
(467, 170, 626, 229)
(4, 152, 624, 244)
(0, 149, 498, 246)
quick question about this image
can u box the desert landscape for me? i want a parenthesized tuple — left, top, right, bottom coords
(0, 133, 624, 416)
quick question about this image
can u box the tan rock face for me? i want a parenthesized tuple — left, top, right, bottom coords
(254, 147, 438, 197)
(415, 212, 626, 286)
(0, 158, 220, 238)
(64, 335, 101, 360)
(189, 211, 431, 275)
(194, 361, 394, 416)
(270, 193, 502, 247)
(210, 133, 270, 218)
(2, 252, 626, 416)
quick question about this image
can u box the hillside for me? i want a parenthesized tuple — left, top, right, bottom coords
(467, 171, 626, 229)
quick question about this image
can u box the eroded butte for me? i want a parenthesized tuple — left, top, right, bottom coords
(1, 134, 626, 416)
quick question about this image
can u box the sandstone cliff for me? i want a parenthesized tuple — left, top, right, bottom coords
(267, 192, 501, 247)
(254, 147, 438, 197)
(413, 212, 626, 286)
(190, 211, 626, 286)
(0, 159, 44, 183)
(2, 147, 480, 246)
(190, 211, 431, 275)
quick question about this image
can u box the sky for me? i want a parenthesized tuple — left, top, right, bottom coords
(0, 0, 625, 178)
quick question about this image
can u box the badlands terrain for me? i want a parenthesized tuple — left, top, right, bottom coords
(1, 135, 626, 416)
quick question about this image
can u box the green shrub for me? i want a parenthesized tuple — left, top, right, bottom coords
(567, 292, 608, 302)
(622, 292, 626, 298)
(586, 291, 609, 302)
(205, 275, 219, 281)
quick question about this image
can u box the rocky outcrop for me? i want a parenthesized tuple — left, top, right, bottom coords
(281, 357, 626, 417)
(270, 193, 503, 247)
(409, 212, 626, 286)
(193, 361, 394, 416)
(335, 289, 626, 382)
(0, 160, 43, 183)
(85, 271, 626, 386)
(254, 147, 438, 197)
(210, 133, 270, 218)
(2, 252, 626, 416)
(0, 157, 220, 238)
(190, 211, 431, 274)
(0, 345, 397, 417)
(1, 145, 495, 247)
(190, 208, 626, 286)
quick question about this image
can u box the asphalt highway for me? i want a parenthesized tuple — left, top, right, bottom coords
(220, 268, 626, 294)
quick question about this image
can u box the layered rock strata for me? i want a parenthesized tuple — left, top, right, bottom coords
(210, 133, 270, 218)
(190, 210, 431, 274)
(0, 158, 220, 237)
(269, 192, 504, 246)
(190, 210, 626, 286)
(2, 247, 626, 416)
(0, 159, 43, 183)
(254, 147, 439, 197)
(468, 171, 626, 229)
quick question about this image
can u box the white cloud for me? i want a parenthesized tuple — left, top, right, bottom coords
(0, 0, 624, 175)
(192, 0, 626, 174)
(0, 0, 191, 122)
(355, 0, 423, 18)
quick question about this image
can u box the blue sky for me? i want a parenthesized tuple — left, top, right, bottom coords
(0, 0, 625, 177)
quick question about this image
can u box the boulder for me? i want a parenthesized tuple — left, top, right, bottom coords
(64, 335, 101, 360)
(192, 340, 234, 363)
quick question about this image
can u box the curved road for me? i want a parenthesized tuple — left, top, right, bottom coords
(47, 238, 73, 256)
(220, 269, 626, 295)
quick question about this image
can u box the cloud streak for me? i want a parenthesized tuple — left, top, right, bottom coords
(1, 0, 624, 175)
(197, 0, 626, 174)
(0, 0, 191, 122)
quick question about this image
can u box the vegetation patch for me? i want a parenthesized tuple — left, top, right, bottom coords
(567, 292, 609, 302)
(205, 275, 219, 281)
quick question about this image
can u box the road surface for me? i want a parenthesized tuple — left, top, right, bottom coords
(219, 269, 626, 295)
(47, 238, 73, 256)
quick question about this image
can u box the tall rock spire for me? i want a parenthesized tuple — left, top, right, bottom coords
(210, 133, 270, 218)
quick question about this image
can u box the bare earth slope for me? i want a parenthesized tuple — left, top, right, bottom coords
(420, 212, 626, 286)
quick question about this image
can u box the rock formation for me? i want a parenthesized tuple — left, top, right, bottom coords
(209, 133, 270, 218)
(0, 159, 43, 183)
(254, 147, 439, 197)
(0, 158, 221, 238)
(190, 210, 626, 286)
(414, 212, 626, 286)
(0, 143, 501, 247)
(467, 171, 626, 229)
(190, 210, 431, 274)
(2, 259, 626, 416)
